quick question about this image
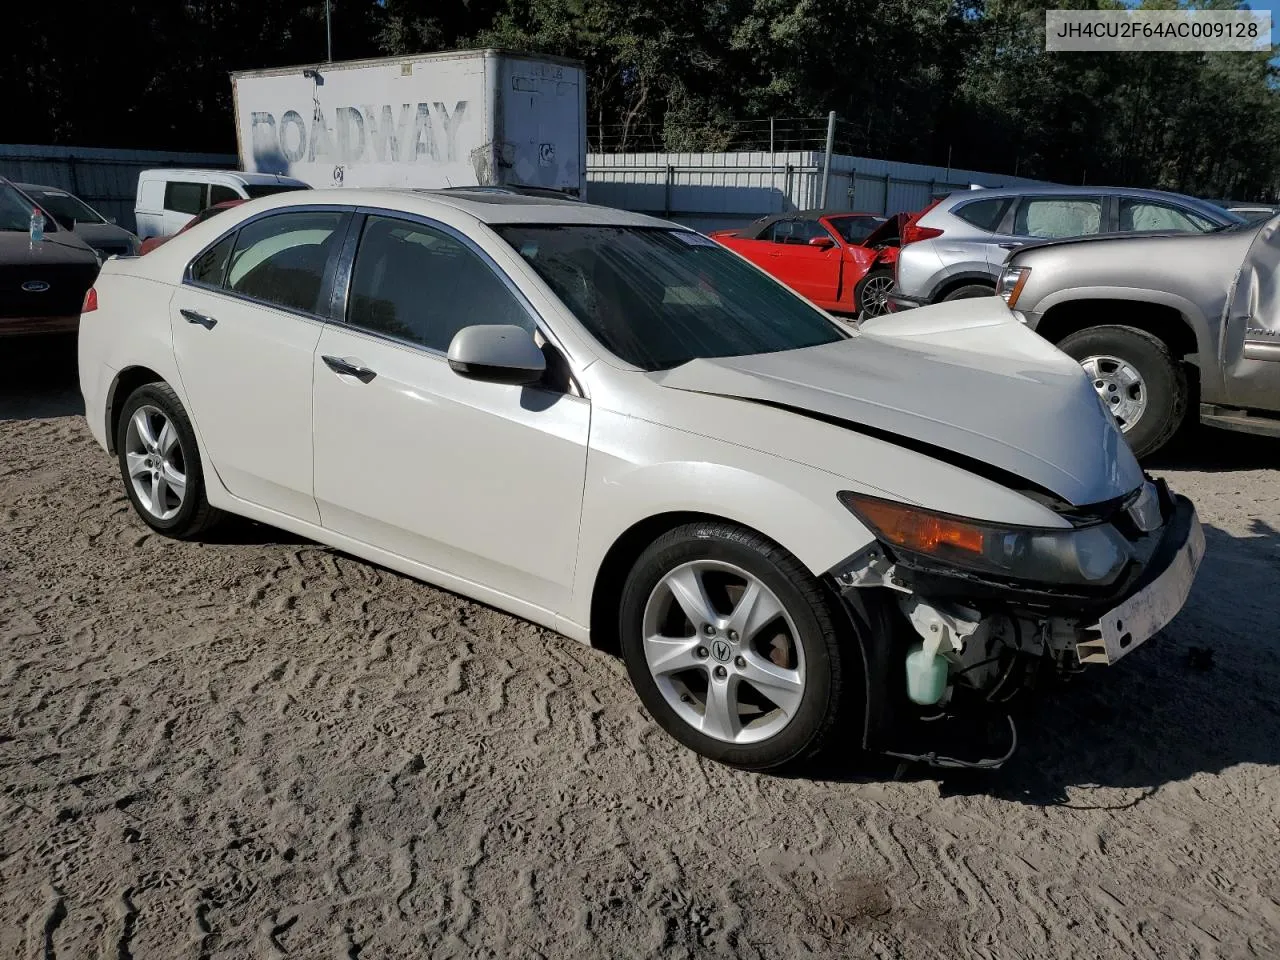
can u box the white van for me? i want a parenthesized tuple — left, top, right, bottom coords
(134, 169, 310, 239)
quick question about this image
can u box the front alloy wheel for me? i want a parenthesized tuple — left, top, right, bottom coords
(642, 559, 806, 745)
(1057, 324, 1188, 459)
(1080, 354, 1147, 433)
(856, 268, 895, 319)
(619, 522, 853, 770)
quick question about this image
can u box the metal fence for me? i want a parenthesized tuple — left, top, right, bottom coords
(586, 150, 1049, 233)
(0, 144, 238, 234)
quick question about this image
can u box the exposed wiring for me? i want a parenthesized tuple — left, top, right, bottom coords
(885, 715, 1019, 771)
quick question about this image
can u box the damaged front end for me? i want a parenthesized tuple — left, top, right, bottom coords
(828, 478, 1205, 770)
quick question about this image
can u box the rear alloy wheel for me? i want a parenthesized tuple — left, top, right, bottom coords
(116, 383, 223, 539)
(1056, 325, 1187, 459)
(619, 522, 852, 770)
(855, 267, 895, 319)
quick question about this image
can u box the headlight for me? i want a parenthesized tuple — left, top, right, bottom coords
(838, 491, 1130, 586)
(996, 265, 1030, 308)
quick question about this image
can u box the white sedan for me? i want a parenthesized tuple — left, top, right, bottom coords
(79, 190, 1204, 771)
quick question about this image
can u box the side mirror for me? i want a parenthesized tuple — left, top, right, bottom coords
(107, 216, 118, 225)
(447, 324, 546, 385)
(808, 236, 835, 250)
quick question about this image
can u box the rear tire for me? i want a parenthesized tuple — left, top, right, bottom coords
(618, 521, 856, 771)
(942, 284, 995, 301)
(1056, 325, 1187, 459)
(116, 382, 223, 540)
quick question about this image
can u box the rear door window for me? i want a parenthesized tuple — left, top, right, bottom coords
(222, 211, 346, 314)
(164, 181, 206, 216)
(1013, 197, 1103, 239)
(954, 197, 1013, 232)
(1118, 199, 1215, 233)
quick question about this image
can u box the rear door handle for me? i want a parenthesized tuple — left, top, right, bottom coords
(322, 355, 377, 383)
(997, 242, 1020, 249)
(180, 308, 217, 329)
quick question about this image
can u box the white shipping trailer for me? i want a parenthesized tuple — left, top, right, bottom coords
(231, 49, 587, 196)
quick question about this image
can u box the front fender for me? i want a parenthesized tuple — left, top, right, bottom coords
(567, 408, 877, 632)
(1034, 286, 1212, 368)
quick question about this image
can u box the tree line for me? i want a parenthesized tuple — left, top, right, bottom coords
(6, 0, 1277, 200)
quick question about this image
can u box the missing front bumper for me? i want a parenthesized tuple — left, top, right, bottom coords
(1076, 503, 1204, 665)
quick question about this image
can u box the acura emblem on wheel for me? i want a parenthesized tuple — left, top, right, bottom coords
(710, 639, 731, 662)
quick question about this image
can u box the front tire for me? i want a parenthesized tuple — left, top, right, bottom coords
(618, 521, 853, 771)
(116, 382, 223, 539)
(855, 267, 895, 319)
(1056, 325, 1187, 459)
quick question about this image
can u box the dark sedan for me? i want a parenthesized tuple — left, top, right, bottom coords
(16, 182, 140, 260)
(0, 179, 100, 337)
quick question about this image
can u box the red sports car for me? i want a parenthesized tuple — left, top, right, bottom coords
(710, 210, 902, 317)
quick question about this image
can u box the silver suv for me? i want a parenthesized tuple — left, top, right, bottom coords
(889, 185, 1242, 309)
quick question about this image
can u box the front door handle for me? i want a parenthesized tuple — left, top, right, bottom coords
(322, 355, 377, 383)
(180, 308, 217, 329)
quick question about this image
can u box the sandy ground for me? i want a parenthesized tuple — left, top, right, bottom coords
(2, 335, 1279, 960)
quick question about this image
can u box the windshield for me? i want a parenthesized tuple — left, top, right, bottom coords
(828, 216, 886, 244)
(0, 182, 42, 231)
(497, 225, 848, 371)
(244, 184, 309, 199)
(26, 189, 104, 227)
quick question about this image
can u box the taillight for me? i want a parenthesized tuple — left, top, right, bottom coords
(900, 198, 944, 245)
(901, 222, 944, 244)
(82, 288, 98, 313)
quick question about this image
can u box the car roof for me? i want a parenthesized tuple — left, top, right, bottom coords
(15, 182, 75, 195)
(239, 187, 679, 228)
(139, 169, 309, 186)
(753, 209, 884, 226)
(938, 183, 1236, 216)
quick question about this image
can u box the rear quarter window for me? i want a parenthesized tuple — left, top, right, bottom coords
(953, 197, 1012, 232)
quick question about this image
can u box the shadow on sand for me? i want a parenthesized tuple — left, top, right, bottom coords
(7, 334, 1279, 804)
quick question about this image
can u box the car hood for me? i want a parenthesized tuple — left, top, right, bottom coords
(73, 222, 137, 247)
(0, 229, 99, 264)
(651, 298, 1143, 507)
(860, 212, 905, 249)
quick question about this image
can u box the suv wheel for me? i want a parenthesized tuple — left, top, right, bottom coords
(942, 284, 995, 301)
(1056, 325, 1188, 459)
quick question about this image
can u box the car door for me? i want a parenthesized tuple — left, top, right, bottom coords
(1222, 219, 1280, 412)
(766, 219, 843, 302)
(311, 212, 590, 613)
(170, 208, 350, 524)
